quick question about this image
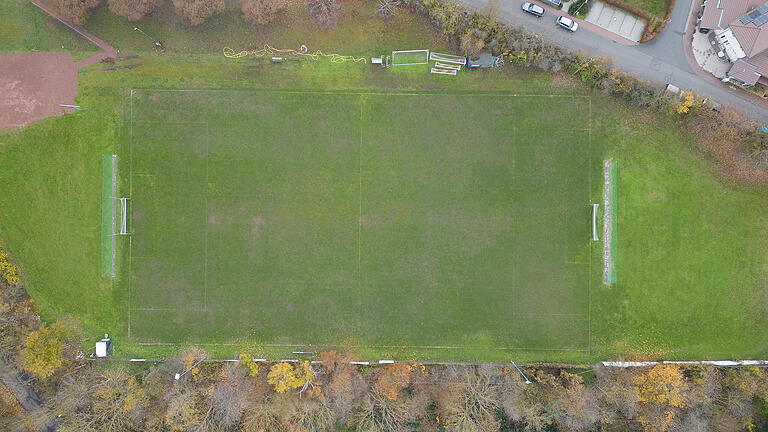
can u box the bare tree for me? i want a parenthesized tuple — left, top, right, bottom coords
(171, 0, 224, 25)
(437, 365, 501, 432)
(354, 388, 425, 432)
(326, 353, 368, 423)
(205, 363, 248, 429)
(107, 0, 163, 21)
(307, 0, 341, 29)
(240, 0, 292, 25)
(51, 0, 103, 25)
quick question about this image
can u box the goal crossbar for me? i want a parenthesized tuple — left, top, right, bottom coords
(430, 52, 467, 65)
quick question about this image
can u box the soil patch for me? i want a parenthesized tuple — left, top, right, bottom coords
(0, 52, 78, 128)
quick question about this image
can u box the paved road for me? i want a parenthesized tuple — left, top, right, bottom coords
(457, 0, 768, 120)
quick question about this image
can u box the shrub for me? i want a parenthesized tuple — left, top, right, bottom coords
(568, 0, 593, 18)
(22, 322, 67, 379)
(0, 244, 20, 286)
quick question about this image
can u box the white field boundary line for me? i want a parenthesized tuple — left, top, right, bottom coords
(133, 88, 592, 98)
(124, 89, 595, 356)
(65, 355, 768, 369)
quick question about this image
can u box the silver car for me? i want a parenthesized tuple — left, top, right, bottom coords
(521, 2, 545, 17)
(556, 16, 579, 32)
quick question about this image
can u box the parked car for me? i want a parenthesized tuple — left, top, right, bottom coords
(556, 16, 579, 32)
(521, 2, 545, 17)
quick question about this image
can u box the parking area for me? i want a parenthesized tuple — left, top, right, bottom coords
(585, 1, 647, 42)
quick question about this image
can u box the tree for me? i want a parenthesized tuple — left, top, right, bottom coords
(51, 0, 103, 25)
(205, 363, 248, 429)
(498, 371, 550, 431)
(171, 0, 224, 26)
(374, 363, 412, 401)
(0, 244, 20, 286)
(354, 387, 426, 431)
(325, 352, 367, 423)
(593, 366, 641, 425)
(633, 364, 690, 431)
(308, 0, 341, 29)
(106, 0, 164, 21)
(21, 322, 66, 379)
(240, 0, 291, 25)
(544, 371, 600, 432)
(461, 30, 486, 57)
(438, 366, 501, 432)
(237, 352, 260, 377)
(267, 361, 318, 395)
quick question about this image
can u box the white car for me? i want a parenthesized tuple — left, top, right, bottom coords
(521, 2, 545, 17)
(556, 16, 579, 32)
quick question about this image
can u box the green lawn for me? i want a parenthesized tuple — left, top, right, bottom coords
(120, 89, 595, 357)
(620, 0, 670, 17)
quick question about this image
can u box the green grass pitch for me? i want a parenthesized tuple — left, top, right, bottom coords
(121, 90, 597, 352)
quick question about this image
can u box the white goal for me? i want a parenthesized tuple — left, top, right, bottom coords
(391, 49, 430, 66)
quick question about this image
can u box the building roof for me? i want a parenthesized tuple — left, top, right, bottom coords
(728, 15, 768, 57)
(701, 0, 764, 30)
(727, 58, 762, 84)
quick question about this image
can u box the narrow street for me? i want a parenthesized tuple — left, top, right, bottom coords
(457, 0, 768, 120)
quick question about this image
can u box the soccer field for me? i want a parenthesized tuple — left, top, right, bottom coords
(119, 89, 599, 353)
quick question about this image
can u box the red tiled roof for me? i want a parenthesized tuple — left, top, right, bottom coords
(748, 52, 768, 75)
(728, 59, 761, 84)
(729, 21, 768, 57)
(700, 0, 764, 29)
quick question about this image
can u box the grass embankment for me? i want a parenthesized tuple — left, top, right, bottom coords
(618, 0, 670, 18)
(83, 0, 442, 56)
(0, 0, 98, 55)
(0, 3, 766, 363)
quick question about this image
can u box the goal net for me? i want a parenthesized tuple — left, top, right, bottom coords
(391, 49, 429, 66)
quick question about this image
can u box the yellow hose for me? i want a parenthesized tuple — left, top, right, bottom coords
(222, 44, 366, 64)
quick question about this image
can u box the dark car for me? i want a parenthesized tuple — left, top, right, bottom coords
(521, 2, 545, 17)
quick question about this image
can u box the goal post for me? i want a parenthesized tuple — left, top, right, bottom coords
(391, 49, 429, 66)
(101, 154, 117, 277)
(119, 198, 129, 235)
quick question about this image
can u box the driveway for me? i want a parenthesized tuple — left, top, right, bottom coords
(456, 0, 768, 120)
